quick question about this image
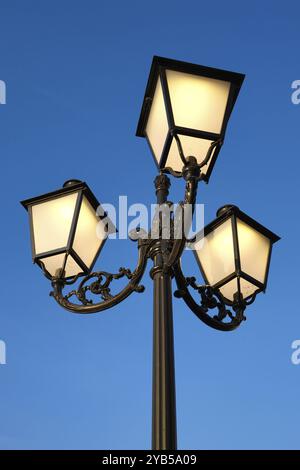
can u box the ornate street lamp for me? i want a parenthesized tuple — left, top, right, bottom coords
(21, 56, 279, 450)
(136, 56, 244, 181)
(193, 204, 280, 303)
(21, 180, 114, 280)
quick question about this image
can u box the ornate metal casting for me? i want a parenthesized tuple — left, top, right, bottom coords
(64, 267, 143, 304)
(173, 261, 257, 331)
(50, 239, 151, 314)
(47, 158, 254, 328)
(162, 137, 223, 180)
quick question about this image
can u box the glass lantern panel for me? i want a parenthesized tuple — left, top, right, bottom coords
(41, 253, 82, 278)
(32, 192, 78, 255)
(145, 76, 169, 164)
(166, 135, 215, 172)
(237, 218, 271, 284)
(72, 195, 106, 269)
(219, 277, 259, 301)
(194, 218, 235, 286)
(166, 70, 231, 134)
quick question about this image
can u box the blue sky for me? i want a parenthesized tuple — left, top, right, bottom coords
(0, 0, 299, 450)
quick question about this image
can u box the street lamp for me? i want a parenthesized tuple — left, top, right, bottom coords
(21, 56, 279, 450)
(193, 204, 280, 302)
(136, 56, 244, 181)
(21, 180, 114, 279)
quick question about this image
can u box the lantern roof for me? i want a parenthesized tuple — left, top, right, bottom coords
(21, 180, 100, 213)
(136, 56, 245, 138)
(203, 204, 280, 244)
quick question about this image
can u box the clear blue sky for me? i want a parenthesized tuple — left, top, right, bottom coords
(0, 0, 299, 450)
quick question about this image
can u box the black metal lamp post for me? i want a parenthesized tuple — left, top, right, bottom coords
(21, 56, 280, 450)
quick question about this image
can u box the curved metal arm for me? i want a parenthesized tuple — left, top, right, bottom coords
(50, 242, 149, 314)
(163, 158, 200, 272)
(173, 134, 188, 166)
(162, 139, 223, 179)
(173, 262, 248, 331)
(161, 140, 223, 272)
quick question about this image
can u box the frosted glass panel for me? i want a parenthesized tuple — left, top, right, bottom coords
(195, 218, 235, 286)
(237, 219, 270, 283)
(41, 253, 82, 278)
(64, 255, 82, 277)
(219, 278, 259, 301)
(166, 70, 230, 134)
(72, 196, 105, 269)
(32, 193, 78, 255)
(166, 135, 215, 172)
(146, 76, 169, 163)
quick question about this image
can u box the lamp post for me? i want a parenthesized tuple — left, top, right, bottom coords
(21, 56, 280, 450)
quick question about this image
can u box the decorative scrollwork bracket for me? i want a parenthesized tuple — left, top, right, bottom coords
(173, 263, 257, 332)
(50, 241, 150, 314)
(62, 267, 145, 305)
